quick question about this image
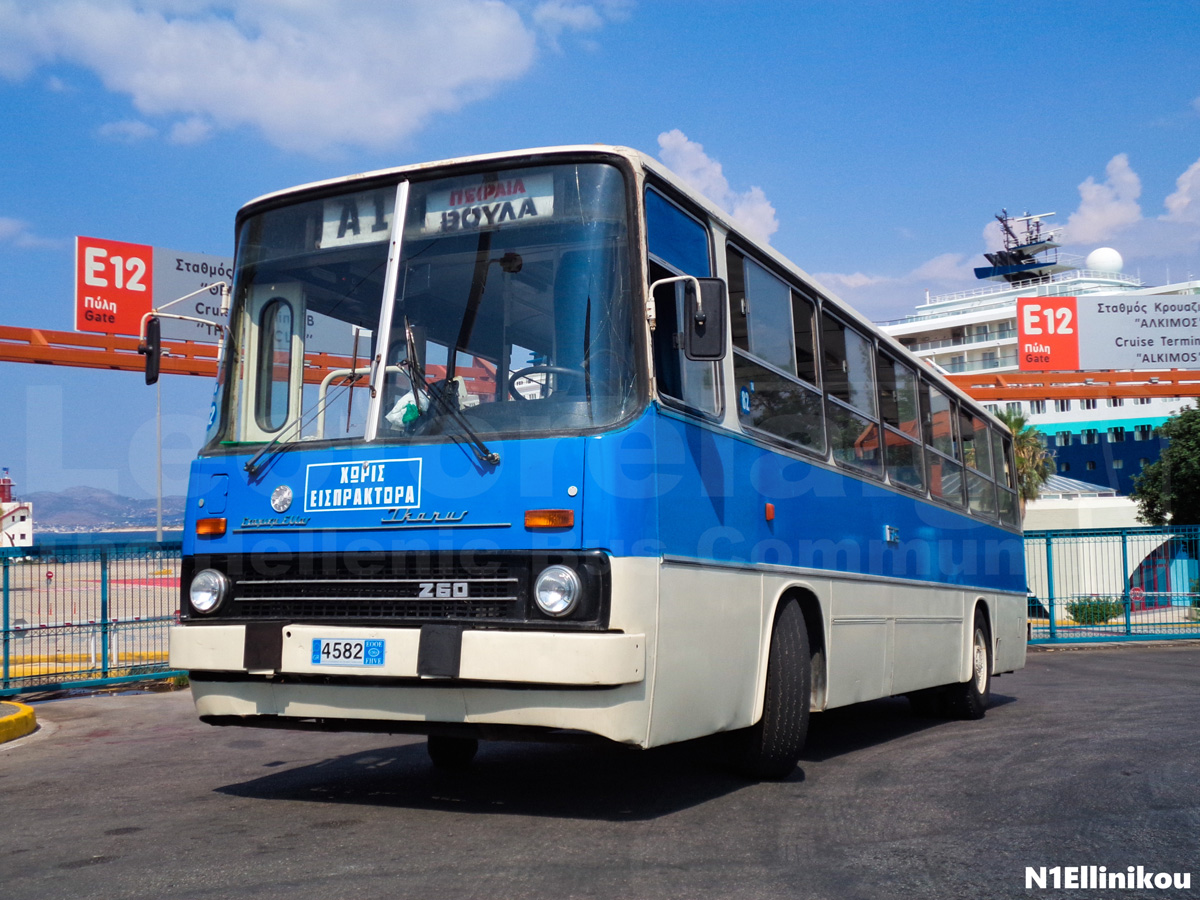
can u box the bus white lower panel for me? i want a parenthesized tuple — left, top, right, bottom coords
(189, 680, 652, 746)
(170, 625, 646, 686)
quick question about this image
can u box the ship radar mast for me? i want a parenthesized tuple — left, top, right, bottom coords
(975, 209, 1070, 284)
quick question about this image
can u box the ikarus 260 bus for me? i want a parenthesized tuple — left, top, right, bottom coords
(160, 146, 1026, 778)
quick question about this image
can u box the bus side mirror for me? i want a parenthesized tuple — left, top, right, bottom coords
(139, 316, 161, 385)
(684, 277, 727, 361)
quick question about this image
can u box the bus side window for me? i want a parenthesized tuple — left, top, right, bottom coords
(822, 313, 881, 476)
(964, 413, 997, 517)
(877, 351, 924, 492)
(646, 189, 720, 417)
(922, 381, 965, 507)
(993, 428, 1020, 525)
(727, 245, 825, 454)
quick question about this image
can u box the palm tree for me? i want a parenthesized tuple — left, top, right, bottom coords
(995, 409, 1055, 515)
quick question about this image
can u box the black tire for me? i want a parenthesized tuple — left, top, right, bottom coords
(733, 600, 811, 779)
(944, 611, 991, 720)
(427, 735, 478, 770)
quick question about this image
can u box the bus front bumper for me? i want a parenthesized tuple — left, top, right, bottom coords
(170, 624, 650, 745)
(170, 623, 645, 685)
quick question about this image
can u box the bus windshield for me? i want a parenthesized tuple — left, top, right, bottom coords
(209, 161, 638, 450)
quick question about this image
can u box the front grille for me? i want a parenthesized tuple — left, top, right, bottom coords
(182, 550, 610, 627)
(234, 574, 520, 602)
(233, 599, 514, 619)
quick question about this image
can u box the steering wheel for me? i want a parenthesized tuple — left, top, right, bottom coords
(507, 365, 586, 401)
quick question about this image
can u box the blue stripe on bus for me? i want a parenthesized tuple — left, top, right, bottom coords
(185, 405, 1025, 594)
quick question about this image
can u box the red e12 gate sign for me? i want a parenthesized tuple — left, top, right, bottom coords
(1017, 297, 1079, 371)
(74, 236, 155, 336)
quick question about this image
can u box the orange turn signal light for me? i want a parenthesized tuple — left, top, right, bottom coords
(196, 517, 227, 538)
(524, 509, 574, 529)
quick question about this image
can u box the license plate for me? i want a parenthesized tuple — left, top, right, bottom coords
(311, 638, 385, 667)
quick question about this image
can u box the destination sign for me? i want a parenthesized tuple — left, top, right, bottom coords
(321, 189, 395, 248)
(422, 173, 553, 234)
(304, 458, 422, 513)
(1017, 295, 1200, 371)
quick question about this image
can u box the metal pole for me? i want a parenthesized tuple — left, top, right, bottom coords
(1121, 528, 1132, 636)
(2, 557, 10, 688)
(156, 379, 163, 543)
(100, 550, 110, 678)
(1046, 533, 1057, 641)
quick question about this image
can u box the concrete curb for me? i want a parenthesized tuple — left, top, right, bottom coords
(0, 700, 37, 744)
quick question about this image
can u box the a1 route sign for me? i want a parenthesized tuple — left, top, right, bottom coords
(75, 236, 154, 336)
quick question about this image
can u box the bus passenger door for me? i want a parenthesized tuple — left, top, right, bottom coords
(238, 284, 306, 444)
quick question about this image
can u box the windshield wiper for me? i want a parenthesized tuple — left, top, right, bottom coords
(399, 317, 500, 466)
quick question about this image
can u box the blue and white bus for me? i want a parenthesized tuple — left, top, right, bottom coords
(164, 146, 1026, 778)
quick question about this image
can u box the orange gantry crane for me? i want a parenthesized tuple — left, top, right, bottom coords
(0, 325, 354, 383)
(4, 323, 1200, 401)
(946, 370, 1200, 401)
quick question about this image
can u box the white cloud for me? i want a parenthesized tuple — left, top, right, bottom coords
(0, 0, 561, 154)
(98, 119, 157, 142)
(168, 116, 212, 145)
(533, 1, 631, 51)
(1064, 153, 1142, 244)
(656, 129, 779, 243)
(0, 218, 26, 242)
(1162, 157, 1200, 225)
(814, 253, 978, 321)
(814, 271, 891, 291)
(533, 2, 604, 34)
(909, 253, 976, 283)
(0, 216, 58, 249)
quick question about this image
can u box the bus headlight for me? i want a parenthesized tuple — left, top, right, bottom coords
(190, 568, 230, 615)
(533, 565, 581, 617)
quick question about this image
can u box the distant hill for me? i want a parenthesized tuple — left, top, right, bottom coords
(24, 486, 186, 531)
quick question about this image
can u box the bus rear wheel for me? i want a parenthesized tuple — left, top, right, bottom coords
(427, 735, 478, 770)
(733, 599, 811, 780)
(944, 611, 991, 720)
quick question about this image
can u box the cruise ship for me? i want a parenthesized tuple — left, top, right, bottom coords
(880, 211, 1200, 494)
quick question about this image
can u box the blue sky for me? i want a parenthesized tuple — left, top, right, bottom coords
(2, 0, 1200, 499)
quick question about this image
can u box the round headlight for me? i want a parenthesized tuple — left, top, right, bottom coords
(190, 568, 230, 614)
(533, 565, 581, 617)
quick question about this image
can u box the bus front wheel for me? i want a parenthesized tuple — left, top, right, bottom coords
(733, 600, 811, 780)
(944, 611, 991, 720)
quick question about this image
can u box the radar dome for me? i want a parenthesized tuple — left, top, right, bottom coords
(1086, 247, 1124, 273)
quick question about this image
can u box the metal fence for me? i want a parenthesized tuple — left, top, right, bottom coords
(3, 527, 1196, 692)
(1, 541, 184, 696)
(1025, 526, 1200, 643)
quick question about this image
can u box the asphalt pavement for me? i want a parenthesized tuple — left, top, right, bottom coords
(1, 644, 1197, 900)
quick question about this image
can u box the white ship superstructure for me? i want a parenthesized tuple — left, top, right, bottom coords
(880, 212, 1200, 492)
(0, 467, 33, 548)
